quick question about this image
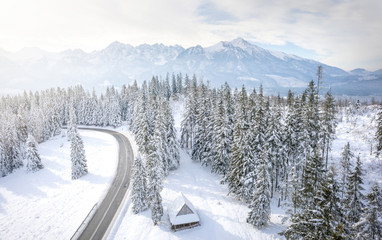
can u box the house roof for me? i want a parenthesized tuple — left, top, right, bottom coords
(168, 192, 200, 225)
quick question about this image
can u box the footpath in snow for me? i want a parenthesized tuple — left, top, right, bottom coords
(0, 130, 118, 239)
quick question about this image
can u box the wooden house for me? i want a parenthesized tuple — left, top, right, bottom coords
(168, 193, 200, 231)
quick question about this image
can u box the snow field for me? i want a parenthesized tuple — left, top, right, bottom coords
(330, 107, 382, 188)
(0, 130, 118, 240)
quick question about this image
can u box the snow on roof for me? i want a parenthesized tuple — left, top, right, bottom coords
(168, 193, 200, 225)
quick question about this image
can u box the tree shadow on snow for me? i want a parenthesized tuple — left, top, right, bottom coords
(82, 173, 111, 185)
(0, 168, 70, 198)
(0, 193, 6, 214)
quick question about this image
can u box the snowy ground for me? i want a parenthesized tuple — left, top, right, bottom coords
(0, 130, 118, 239)
(330, 106, 382, 188)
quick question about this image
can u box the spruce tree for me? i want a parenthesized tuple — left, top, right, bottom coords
(344, 155, 365, 234)
(228, 86, 251, 200)
(376, 105, 382, 156)
(67, 105, 77, 141)
(247, 151, 271, 228)
(146, 135, 164, 225)
(282, 148, 327, 239)
(180, 79, 198, 149)
(26, 134, 44, 172)
(131, 156, 148, 214)
(70, 129, 88, 180)
(211, 90, 230, 176)
(354, 183, 382, 239)
(321, 90, 337, 168)
(340, 142, 354, 197)
(164, 99, 179, 170)
(151, 190, 163, 225)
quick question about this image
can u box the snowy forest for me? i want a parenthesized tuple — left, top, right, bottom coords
(0, 72, 381, 239)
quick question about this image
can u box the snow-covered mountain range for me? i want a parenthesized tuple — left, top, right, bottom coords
(1, 38, 381, 96)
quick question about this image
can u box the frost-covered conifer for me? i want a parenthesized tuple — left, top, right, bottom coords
(67, 105, 77, 141)
(340, 142, 354, 197)
(108, 96, 122, 128)
(228, 86, 251, 200)
(354, 183, 382, 239)
(211, 90, 230, 176)
(247, 151, 271, 228)
(70, 129, 88, 180)
(376, 106, 382, 156)
(146, 137, 164, 225)
(151, 190, 163, 225)
(164, 100, 179, 170)
(131, 156, 148, 214)
(344, 155, 365, 233)
(26, 134, 43, 172)
(321, 90, 337, 168)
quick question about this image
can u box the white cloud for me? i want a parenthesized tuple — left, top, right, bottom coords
(0, 0, 381, 70)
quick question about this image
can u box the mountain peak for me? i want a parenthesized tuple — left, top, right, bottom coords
(230, 37, 252, 48)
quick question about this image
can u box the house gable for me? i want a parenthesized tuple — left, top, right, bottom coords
(177, 204, 194, 216)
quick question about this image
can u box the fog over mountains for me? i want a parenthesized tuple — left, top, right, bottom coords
(1, 38, 381, 96)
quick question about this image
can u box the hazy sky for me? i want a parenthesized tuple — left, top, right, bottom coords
(0, 0, 381, 71)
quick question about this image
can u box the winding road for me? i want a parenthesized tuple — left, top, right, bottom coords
(76, 128, 134, 240)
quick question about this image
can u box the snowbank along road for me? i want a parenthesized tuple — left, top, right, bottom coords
(76, 128, 133, 240)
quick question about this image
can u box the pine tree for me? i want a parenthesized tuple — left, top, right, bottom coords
(180, 79, 198, 149)
(108, 95, 122, 128)
(163, 100, 179, 170)
(211, 90, 230, 176)
(376, 105, 382, 156)
(354, 183, 382, 239)
(321, 90, 337, 168)
(267, 95, 283, 198)
(146, 137, 164, 225)
(247, 151, 271, 228)
(344, 155, 365, 234)
(305, 80, 321, 152)
(228, 86, 250, 199)
(67, 105, 77, 141)
(131, 156, 148, 214)
(151, 189, 163, 225)
(71, 129, 88, 180)
(26, 134, 44, 172)
(282, 148, 327, 240)
(320, 165, 346, 239)
(340, 142, 354, 197)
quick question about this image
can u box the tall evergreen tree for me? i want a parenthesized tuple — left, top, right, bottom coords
(282, 148, 327, 240)
(321, 90, 337, 168)
(146, 137, 164, 225)
(163, 100, 179, 170)
(228, 86, 251, 200)
(70, 128, 88, 180)
(131, 156, 148, 214)
(376, 105, 382, 156)
(340, 142, 354, 197)
(211, 90, 230, 176)
(344, 155, 365, 234)
(247, 151, 271, 228)
(354, 183, 382, 239)
(25, 134, 44, 172)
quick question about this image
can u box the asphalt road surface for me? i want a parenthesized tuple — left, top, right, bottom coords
(76, 128, 133, 240)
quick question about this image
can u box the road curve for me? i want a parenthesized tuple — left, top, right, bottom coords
(76, 128, 134, 240)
